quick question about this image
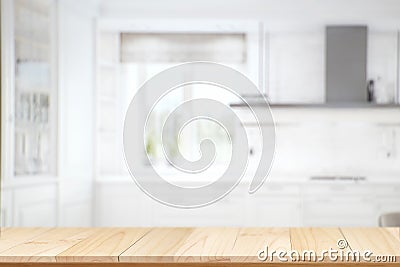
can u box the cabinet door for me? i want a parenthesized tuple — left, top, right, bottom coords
(302, 184, 376, 226)
(302, 196, 376, 227)
(375, 184, 400, 226)
(94, 182, 152, 227)
(245, 184, 301, 226)
(1, 190, 13, 226)
(246, 196, 301, 226)
(6, 0, 58, 178)
(151, 190, 246, 227)
(13, 184, 57, 226)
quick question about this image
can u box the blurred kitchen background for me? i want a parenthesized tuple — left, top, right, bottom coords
(1, 0, 400, 227)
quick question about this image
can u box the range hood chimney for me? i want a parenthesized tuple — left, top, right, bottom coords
(326, 26, 368, 103)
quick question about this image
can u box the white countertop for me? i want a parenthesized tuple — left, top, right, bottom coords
(96, 171, 400, 185)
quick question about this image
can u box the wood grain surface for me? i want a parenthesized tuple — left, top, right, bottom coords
(0, 227, 398, 265)
(290, 227, 352, 261)
(119, 228, 193, 262)
(57, 228, 150, 263)
(340, 228, 400, 256)
(230, 227, 291, 262)
(0, 228, 50, 253)
(0, 228, 96, 262)
(173, 227, 239, 263)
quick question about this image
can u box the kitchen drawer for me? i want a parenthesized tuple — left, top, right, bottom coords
(302, 183, 372, 196)
(376, 198, 400, 214)
(373, 184, 400, 197)
(151, 196, 245, 227)
(302, 197, 377, 226)
(245, 196, 301, 226)
(1, 190, 13, 226)
(256, 183, 300, 196)
(13, 184, 57, 227)
(95, 182, 151, 226)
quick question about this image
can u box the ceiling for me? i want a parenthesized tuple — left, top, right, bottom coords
(96, 0, 400, 30)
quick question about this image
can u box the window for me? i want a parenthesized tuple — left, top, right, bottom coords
(96, 29, 253, 178)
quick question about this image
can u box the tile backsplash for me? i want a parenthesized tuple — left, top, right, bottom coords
(242, 108, 400, 177)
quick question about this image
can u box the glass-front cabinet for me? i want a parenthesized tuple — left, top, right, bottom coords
(4, 0, 58, 178)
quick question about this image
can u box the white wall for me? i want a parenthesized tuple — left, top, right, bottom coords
(99, 0, 400, 28)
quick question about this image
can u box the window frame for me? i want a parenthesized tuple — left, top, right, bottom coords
(95, 19, 263, 181)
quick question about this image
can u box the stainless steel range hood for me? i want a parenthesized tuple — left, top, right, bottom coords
(326, 26, 368, 103)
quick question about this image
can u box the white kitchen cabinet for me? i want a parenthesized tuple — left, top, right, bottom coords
(2, 0, 98, 227)
(302, 196, 377, 227)
(93, 181, 151, 227)
(9, 0, 58, 177)
(94, 180, 247, 227)
(1, 190, 13, 226)
(376, 198, 400, 224)
(300, 183, 389, 227)
(373, 184, 400, 197)
(368, 32, 398, 103)
(12, 184, 57, 226)
(374, 184, 400, 224)
(246, 196, 301, 226)
(151, 197, 245, 227)
(58, 180, 92, 227)
(302, 183, 374, 196)
(94, 180, 400, 227)
(268, 31, 325, 103)
(56, 0, 97, 227)
(245, 183, 301, 226)
(1, 0, 59, 227)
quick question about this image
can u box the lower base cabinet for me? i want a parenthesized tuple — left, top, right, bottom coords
(2, 184, 57, 227)
(94, 181, 400, 227)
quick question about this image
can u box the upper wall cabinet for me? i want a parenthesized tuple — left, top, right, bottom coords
(268, 31, 325, 103)
(3, 0, 58, 178)
(368, 31, 399, 104)
(266, 29, 399, 105)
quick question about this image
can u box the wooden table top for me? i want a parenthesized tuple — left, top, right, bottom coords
(0, 227, 399, 266)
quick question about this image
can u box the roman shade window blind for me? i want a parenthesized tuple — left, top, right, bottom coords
(120, 33, 246, 63)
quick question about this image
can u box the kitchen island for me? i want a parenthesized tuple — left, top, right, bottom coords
(0, 227, 398, 266)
